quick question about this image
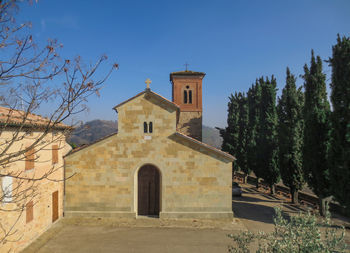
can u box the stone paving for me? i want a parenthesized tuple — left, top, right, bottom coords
(22, 184, 350, 253)
(21, 217, 246, 253)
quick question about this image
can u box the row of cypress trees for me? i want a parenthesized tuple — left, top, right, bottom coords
(219, 35, 350, 215)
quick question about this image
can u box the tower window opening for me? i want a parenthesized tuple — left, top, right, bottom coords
(184, 90, 188, 104)
(149, 122, 153, 133)
(144, 122, 148, 133)
(189, 90, 192, 104)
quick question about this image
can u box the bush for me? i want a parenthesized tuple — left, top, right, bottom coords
(227, 208, 347, 253)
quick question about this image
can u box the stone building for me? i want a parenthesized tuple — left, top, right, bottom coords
(0, 107, 71, 252)
(64, 70, 235, 219)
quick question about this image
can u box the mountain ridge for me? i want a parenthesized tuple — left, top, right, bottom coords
(68, 119, 222, 149)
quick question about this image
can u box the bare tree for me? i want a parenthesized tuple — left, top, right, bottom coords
(0, 0, 118, 249)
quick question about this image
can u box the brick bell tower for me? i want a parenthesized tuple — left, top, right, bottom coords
(170, 70, 206, 141)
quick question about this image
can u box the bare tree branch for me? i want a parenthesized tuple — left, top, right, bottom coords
(0, 0, 118, 250)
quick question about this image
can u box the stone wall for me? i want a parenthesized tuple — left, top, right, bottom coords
(177, 111, 202, 141)
(65, 92, 233, 219)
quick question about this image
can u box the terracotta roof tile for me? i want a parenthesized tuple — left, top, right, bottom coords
(0, 106, 71, 130)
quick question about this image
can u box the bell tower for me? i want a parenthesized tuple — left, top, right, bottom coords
(170, 70, 205, 141)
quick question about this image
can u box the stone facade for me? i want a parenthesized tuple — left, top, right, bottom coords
(177, 111, 202, 141)
(0, 129, 71, 252)
(64, 90, 234, 219)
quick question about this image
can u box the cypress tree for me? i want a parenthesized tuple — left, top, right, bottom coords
(277, 68, 304, 204)
(256, 76, 280, 194)
(303, 50, 331, 216)
(329, 35, 350, 215)
(236, 92, 249, 182)
(219, 93, 240, 171)
(247, 80, 262, 187)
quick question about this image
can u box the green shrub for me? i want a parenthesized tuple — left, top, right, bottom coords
(228, 208, 347, 253)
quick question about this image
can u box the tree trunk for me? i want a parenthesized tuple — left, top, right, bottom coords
(291, 187, 299, 204)
(319, 197, 328, 217)
(270, 184, 276, 195)
(243, 174, 248, 184)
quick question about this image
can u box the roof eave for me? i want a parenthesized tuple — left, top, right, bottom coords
(113, 89, 180, 113)
(174, 132, 235, 161)
(0, 122, 73, 131)
(170, 71, 206, 81)
(64, 132, 118, 157)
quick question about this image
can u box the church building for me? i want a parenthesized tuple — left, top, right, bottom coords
(64, 70, 235, 219)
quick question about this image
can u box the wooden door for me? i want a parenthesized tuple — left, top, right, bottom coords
(138, 165, 160, 216)
(52, 191, 59, 222)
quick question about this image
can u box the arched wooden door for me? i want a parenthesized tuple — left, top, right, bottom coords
(138, 165, 160, 216)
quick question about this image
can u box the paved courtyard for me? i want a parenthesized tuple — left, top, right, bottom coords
(22, 219, 245, 253)
(22, 184, 350, 253)
(25, 226, 239, 253)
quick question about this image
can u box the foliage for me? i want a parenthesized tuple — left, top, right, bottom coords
(219, 93, 240, 170)
(236, 93, 249, 175)
(255, 76, 280, 192)
(247, 81, 262, 180)
(227, 207, 347, 253)
(328, 35, 350, 215)
(219, 92, 249, 173)
(302, 50, 332, 212)
(277, 68, 304, 203)
(69, 143, 77, 149)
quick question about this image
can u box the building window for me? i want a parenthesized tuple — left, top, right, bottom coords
(52, 145, 58, 164)
(26, 201, 34, 223)
(149, 122, 153, 133)
(1, 176, 13, 203)
(52, 191, 59, 222)
(144, 122, 148, 133)
(25, 147, 35, 170)
(183, 86, 192, 104)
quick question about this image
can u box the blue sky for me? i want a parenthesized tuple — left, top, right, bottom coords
(19, 0, 350, 127)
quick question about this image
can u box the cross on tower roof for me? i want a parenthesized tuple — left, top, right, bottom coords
(184, 62, 189, 71)
(145, 78, 152, 89)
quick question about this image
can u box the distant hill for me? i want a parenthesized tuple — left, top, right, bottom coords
(202, 125, 223, 149)
(68, 119, 223, 149)
(68, 120, 118, 146)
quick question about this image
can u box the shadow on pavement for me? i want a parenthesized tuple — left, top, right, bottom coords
(232, 201, 276, 225)
(233, 195, 279, 203)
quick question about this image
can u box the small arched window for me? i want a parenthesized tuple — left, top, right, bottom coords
(143, 122, 148, 133)
(184, 85, 193, 104)
(149, 122, 153, 133)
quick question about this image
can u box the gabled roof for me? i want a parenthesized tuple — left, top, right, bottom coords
(113, 88, 180, 112)
(174, 131, 235, 161)
(65, 132, 118, 157)
(0, 106, 71, 130)
(66, 130, 234, 162)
